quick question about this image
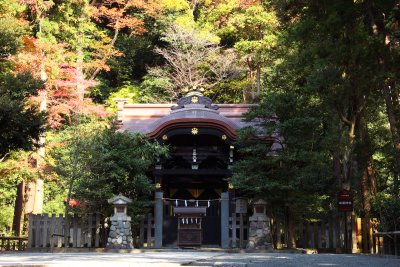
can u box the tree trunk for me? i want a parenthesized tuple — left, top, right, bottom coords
(383, 85, 400, 196)
(333, 148, 343, 190)
(286, 209, 297, 248)
(365, 0, 399, 197)
(12, 181, 24, 236)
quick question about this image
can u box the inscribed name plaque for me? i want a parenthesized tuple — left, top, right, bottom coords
(235, 198, 248, 214)
(337, 189, 353, 212)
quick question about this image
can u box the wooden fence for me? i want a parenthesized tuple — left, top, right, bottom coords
(138, 213, 154, 248)
(372, 231, 400, 256)
(229, 213, 248, 248)
(0, 236, 28, 251)
(28, 213, 106, 249)
(271, 214, 359, 252)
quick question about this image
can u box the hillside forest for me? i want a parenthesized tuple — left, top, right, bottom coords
(1, 0, 400, 241)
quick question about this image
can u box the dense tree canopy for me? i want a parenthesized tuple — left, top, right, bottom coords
(1, 0, 400, 236)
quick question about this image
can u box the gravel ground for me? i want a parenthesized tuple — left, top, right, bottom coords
(0, 252, 398, 267)
(188, 253, 400, 267)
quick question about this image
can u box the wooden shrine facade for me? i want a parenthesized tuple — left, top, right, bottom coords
(116, 91, 279, 248)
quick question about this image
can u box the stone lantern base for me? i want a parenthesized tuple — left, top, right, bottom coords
(247, 214, 273, 250)
(106, 216, 133, 249)
(246, 199, 273, 250)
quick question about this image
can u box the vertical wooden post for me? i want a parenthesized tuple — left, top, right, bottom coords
(139, 218, 144, 248)
(239, 213, 244, 249)
(64, 213, 70, 248)
(351, 213, 357, 253)
(377, 236, 381, 254)
(298, 221, 304, 248)
(313, 222, 318, 249)
(146, 213, 151, 248)
(87, 214, 92, 248)
(95, 213, 100, 247)
(335, 214, 341, 251)
(344, 212, 348, 252)
(307, 222, 312, 248)
(42, 214, 48, 248)
(317, 222, 322, 249)
(35, 215, 40, 248)
(231, 213, 237, 248)
(362, 217, 368, 253)
(50, 214, 55, 251)
(27, 214, 34, 248)
(372, 234, 376, 254)
(329, 218, 334, 249)
(309, 223, 315, 249)
(275, 221, 281, 249)
(58, 214, 63, 247)
(369, 218, 373, 254)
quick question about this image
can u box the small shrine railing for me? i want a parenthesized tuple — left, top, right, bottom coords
(0, 236, 28, 251)
(372, 231, 400, 256)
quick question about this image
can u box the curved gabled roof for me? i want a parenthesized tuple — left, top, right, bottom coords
(116, 92, 257, 140)
(147, 107, 240, 139)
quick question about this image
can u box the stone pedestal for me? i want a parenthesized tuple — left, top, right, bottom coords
(106, 194, 133, 249)
(247, 200, 273, 250)
(107, 215, 133, 249)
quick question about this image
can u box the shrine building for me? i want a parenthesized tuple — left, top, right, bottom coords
(115, 90, 279, 248)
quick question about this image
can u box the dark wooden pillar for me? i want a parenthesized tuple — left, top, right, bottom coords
(12, 180, 25, 236)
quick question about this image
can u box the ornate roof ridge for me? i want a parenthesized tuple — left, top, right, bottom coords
(171, 90, 219, 111)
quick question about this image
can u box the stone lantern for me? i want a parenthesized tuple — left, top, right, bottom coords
(106, 194, 133, 249)
(247, 199, 273, 250)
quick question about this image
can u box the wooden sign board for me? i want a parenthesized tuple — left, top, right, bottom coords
(235, 198, 247, 214)
(337, 189, 353, 212)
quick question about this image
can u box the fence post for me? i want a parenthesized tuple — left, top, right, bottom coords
(42, 214, 48, 248)
(58, 214, 63, 247)
(27, 214, 34, 248)
(372, 234, 376, 254)
(64, 214, 70, 248)
(146, 213, 152, 248)
(317, 222, 322, 249)
(139, 217, 144, 248)
(351, 213, 357, 253)
(239, 213, 244, 249)
(95, 213, 100, 247)
(50, 214, 55, 251)
(231, 213, 236, 248)
(35, 215, 41, 248)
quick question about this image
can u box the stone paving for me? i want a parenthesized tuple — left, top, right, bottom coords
(0, 252, 398, 267)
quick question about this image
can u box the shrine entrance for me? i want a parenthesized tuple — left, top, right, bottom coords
(157, 132, 231, 247)
(116, 90, 264, 248)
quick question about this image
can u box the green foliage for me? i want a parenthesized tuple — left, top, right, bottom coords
(105, 79, 173, 110)
(204, 79, 247, 103)
(374, 196, 400, 231)
(0, 150, 39, 234)
(0, 15, 26, 65)
(232, 90, 336, 217)
(48, 116, 168, 224)
(43, 179, 67, 215)
(0, 72, 46, 157)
